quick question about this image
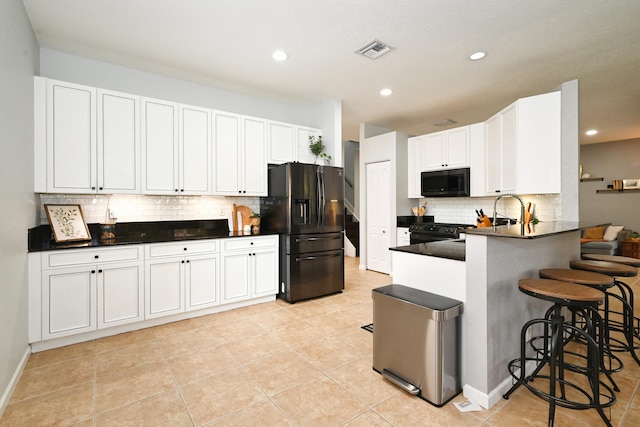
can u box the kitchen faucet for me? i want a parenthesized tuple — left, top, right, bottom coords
(493, 193, 525, 229)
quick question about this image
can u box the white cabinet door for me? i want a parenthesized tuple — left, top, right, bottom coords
(446, 127, 470, 168)
(253, 249, 278, 296)
(407, 136, 425, 198)
(145, 257, 184, 318)
(213, 112, 241, 195)
(142, 98, 179, 194)
(242, 116, 267, 196)
(500, 104, 517, 193)
(186, 254, 219, 311)
(180, 105, 211, 194)
(46, 80, 97, 193)
(98, 89, 140, 194)
(297, 127, 320, 164)
(268, 121, 295, 164)
(424, 133, 446, 170)
(221, 252, 251, 302)
(42, 266, 97, 339)
(396, 228, 410, 246)
(98, 262, 144, 328)
(485, 113, 501, 195)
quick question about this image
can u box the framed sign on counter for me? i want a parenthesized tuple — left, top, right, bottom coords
(44, 204, 91, 243)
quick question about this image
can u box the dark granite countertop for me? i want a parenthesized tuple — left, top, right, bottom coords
(464, 221, 581, 239)
(28, 220, 279, 252)
(390, 239, 466, 261)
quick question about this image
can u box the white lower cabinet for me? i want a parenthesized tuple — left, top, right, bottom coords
(30, 236, 278, 346)
(397, 227, 410, 246)
(145, 241, 219, 318)
(40, 247, 144, 340)
(221, 236, 278, 303)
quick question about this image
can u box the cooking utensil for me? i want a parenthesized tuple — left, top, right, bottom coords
(412, 207, 418, 216)
(524, 202, 533, 224)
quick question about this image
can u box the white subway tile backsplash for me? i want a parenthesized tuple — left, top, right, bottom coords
(419, 194, 562, 225)
(39, 194, 260, 225)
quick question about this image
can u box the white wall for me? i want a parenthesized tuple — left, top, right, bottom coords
(39, 48, 342, 165)
(0, 0, 39, 415)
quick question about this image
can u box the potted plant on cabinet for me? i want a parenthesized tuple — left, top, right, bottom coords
(309, 136, 332, 165)
(250, 212, 261, 231)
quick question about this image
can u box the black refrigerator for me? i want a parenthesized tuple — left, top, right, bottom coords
(260, 163, 345, 302)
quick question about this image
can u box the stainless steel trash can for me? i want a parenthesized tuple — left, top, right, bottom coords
(372, 284, 463, 407)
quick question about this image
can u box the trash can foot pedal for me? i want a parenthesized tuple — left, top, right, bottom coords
(382, 369, 420, 395)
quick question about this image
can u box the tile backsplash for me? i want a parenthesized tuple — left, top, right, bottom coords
(414, 194, 563, 225)
(39, 194, 260, 226)
(39, 193, 562, 229)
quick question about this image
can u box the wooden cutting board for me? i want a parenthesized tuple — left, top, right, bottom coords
(232, 204, 252, 231)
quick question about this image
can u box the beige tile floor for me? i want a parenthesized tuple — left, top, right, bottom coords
(1, 256, 639, 426)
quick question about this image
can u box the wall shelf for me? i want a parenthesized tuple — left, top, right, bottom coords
(580, 177, 603, 182)
(596, 188, 640, 194)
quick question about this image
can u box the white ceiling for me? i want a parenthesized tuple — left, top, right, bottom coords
(23, 0, 640, 144)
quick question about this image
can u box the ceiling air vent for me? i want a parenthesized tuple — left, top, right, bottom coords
(355, 39, 394, 60)
(433, 119, 458, 127)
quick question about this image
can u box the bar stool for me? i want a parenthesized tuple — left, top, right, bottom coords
(504, 278, 615, 426)
(582, 253, 640, 267)
(539, 268, 621, 391)
(570, 259, 640, 365)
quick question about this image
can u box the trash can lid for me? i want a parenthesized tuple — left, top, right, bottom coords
(373, 284, 463, 311)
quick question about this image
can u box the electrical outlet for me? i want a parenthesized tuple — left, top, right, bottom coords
(109, 209, 117, 219)
(218, 207, 225, 216)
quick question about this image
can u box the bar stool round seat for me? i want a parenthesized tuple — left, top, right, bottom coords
(582, 254, 640, 267)
(504, 279, 615, 426)
(570, 259, 640, 366)
(539, 268, 614, 287)
(539, 268, 621, 389)
(569, 259, 638, 277)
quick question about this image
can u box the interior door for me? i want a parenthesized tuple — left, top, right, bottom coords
(366, 161, 391, 274)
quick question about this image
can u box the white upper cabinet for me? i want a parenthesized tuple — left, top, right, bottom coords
(407, 135, 427, 198)
(407, 125, 472, 198)
(213, 112, 267, 196)
(484, 91, 561, 195)
(98, 89, 140, 194)
(35, 77, 140, 194)
(142, 99, 211, 195)
(267, 121, 321, 164)
(179, 105, 211, 194)
(424, 127, 469, 170)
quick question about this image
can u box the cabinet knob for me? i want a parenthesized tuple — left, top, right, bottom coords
(91, 186, 96, 190)
(184, 248, 187, 251)
(180, 189, 184, 192)
(175, 189, 179, 192)
(186, 260, 190, 263)
(99, 187, 103, 190)
(91, 270, 96, 274)
(181, 260, 185, 263)
(98, 269, 103, 273)
(250, 242, 254, 245)
(94, 255, 99, 259)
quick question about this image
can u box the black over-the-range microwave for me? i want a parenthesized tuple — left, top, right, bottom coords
(420, 167, 470, 197)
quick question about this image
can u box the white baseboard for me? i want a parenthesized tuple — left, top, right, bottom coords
(0, 346, 31, 417)
(463, 361, 536, 409)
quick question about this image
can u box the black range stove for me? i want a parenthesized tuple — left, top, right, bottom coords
(409, 222, 475, 244)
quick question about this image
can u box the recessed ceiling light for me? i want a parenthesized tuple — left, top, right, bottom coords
(586, 129, 598, 136)
(469, 51, 486, 60)
(272, 50, 288, 61)
(380, 88, 393, 96)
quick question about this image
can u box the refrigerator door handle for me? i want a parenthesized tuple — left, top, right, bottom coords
(316, 169, 322, 227)
(295, 236, 341, 243)
(320, 170, 326, 226)
(295, 252, 342, 262)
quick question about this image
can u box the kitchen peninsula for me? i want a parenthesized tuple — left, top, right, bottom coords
(390, 221, 582, 409)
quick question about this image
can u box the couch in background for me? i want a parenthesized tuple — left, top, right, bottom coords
(581, 225, 630, 256)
